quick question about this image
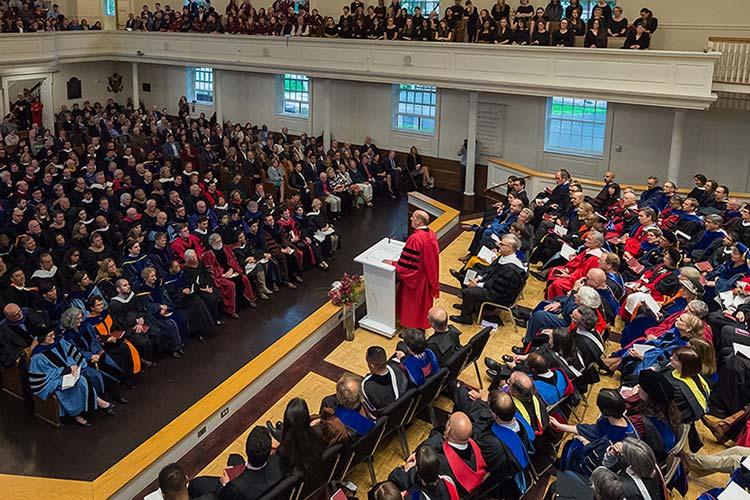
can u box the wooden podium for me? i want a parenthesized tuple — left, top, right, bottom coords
(354, 238, 405, 338)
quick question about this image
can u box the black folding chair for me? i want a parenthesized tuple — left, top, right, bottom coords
(444, 344, 472, 383)
(258, 472, 302, 500)
(464, 327, 492, 389)
(338, 416, 387, 485)
(299, 443, 345, 500)
(379, 387, 418, 459)
(405, 367, 449, 427)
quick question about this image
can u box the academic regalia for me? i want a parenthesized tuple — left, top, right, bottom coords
(333, 404, 376, 438)
(110, 291, 168, 360)
(533, 369, 573, 407)
(362, 362, 410, 414)
(61, 325, 123, 401)
(163, 270, 219, 330)
(401, 348, 439, 386)
(489, 421, 532, 495)
(663, 369, 710, 423)
(577, 415, 638, 444)
(203, 246, 256, 315)
(85, 313, 141, 376)
(28, 339, 97, 417)
(545, 248, 603, 299)
(121, 252, 151, 287)
(135, 285, 186, 351)
(394, 227, 440, 330)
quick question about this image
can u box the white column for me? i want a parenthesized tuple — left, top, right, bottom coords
(40, 75, 54, 128)
(464, 91, 478, 197)
(0, 86, 6, 118)
(318, 78, 331, 152)
(0, 78, 8, 119)
(131, 62, 139, 109)
(667, 109, 686, 183)
(214, 69, 223, 125)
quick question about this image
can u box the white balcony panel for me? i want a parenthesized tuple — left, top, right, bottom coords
(0, 32, 721, 110)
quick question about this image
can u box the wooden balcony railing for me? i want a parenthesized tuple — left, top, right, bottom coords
(709, 37, 750, 85)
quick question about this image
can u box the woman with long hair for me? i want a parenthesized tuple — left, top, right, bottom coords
(276, 398, 327, 479)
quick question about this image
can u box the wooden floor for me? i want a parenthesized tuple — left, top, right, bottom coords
(197, 224, 732, 498)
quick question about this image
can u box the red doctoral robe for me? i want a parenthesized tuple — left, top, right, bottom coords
(546, 248, 603, 299)
(395, 227, 440, 329)
(202, 246, 256, 314)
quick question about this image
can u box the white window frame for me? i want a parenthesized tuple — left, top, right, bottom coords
(391, 84, 437, 136)
(186, 67, 213, 105)
(544, 96, 608, 158)
(276, 73, 310, 118)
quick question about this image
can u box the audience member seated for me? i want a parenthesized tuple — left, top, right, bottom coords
(389, 412, 487, 496)
(395, 328, 440, 386)
(362, 345, 410, 414)
(450, 233, 526, 325)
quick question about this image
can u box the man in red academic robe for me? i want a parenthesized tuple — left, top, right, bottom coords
(544, 231, 604, 300)
(202, 233, 257, 318)
(384, 210, 439, 330)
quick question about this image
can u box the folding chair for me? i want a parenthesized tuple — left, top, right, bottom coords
(299, 443, 344, 500)
(379, 388, 417, 459)
(464, 327, 492, 389)
(259, 472, 302, 500)
(338, 416, 387, 486)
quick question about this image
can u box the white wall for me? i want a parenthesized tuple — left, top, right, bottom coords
(47, 62, 750, 192)
(52, 61, 134, 109)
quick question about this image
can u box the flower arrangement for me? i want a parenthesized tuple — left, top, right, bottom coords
(328, 273, 364, 307)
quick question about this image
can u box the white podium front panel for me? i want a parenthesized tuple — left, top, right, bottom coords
(354, 238, 405, 338)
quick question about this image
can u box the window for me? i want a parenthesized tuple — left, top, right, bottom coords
(401, 0, 440, 16)
(561, 0, 616, 21)
(187, 67, 213, 105)
(545, 97, 607, 157)
(105, 0, 115, 16)
(392, 84, 436, 135)
(279, 74, 310, 118)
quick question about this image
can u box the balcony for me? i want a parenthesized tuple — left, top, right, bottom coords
(0, 31, 722, 110)
(708, 37, 750, 92)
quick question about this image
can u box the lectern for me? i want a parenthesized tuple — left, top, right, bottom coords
(354, 237, 406, 338)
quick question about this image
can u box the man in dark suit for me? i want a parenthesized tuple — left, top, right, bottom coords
(194, 426, 284, 500)
(532, 169, 571, 225)
(384, 150, 402, 198)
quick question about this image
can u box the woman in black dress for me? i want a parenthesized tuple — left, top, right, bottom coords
(368, 16, 384, 39)
(608, 6, 628, 37)
(511, 16, 530, 45)
(551, 17, 574, 46)
(569, 8, 586, 36)
(401, 17, 416, 40)
(435, 19, 453, 41)
(476, 19, 495, 43)
(491, 0, 510, 23)
(463, 0, 479, 42)
(565, 0, 583, 20)
(584, 18, 607, 48)
(322, 16, 338, 37)
(622, 23, 651, 50)
(496, 16, 511, 44)
(530, 20, 550, 45)
(384, 16, 399, 39)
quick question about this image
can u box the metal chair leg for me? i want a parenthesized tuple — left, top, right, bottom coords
(428, 405, 437, 427)
(474, 360, 483, 389)
(398, 427, 410, 459)
(367, 457, 377, 485)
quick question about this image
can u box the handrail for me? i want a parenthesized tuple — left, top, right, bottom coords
(488, 158, 750, 202)
(708, 37, 750, 85)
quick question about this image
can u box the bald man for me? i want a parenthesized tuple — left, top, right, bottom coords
(0, 302, 47, 368)
(384, 210, 440, 330)
(425, 307, 463, 365)
(388, 412, 488, 496)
